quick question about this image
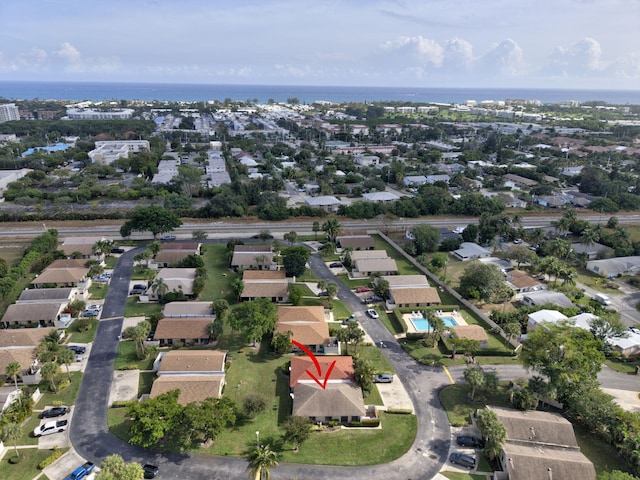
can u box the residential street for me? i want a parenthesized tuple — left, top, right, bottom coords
(62, 244, 640, 480)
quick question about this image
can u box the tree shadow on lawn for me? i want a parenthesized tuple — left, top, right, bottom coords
(275, 367, 293, 426)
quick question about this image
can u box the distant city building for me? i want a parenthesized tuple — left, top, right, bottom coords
(66, 108, 134, 120)
(0, 103, 20, 123)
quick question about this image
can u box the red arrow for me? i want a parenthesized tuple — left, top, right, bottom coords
(291, 340, 337, 390)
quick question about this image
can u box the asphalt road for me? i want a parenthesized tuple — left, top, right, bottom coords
(67, 242, 640, 480)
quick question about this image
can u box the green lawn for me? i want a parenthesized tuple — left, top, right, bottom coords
(377, 309, 405, 336)
(16, 415, 41, 446)
(138, 371, 156, 396)
(440, 473, 486, 480)
(604, 358, 640, 375)
(438, 383, 511, 427)
(296, 268, 319, 282)
(335, 274, 372, 290)
(199, 244, 240, 303)
(123, 297, 163, 318)
(576, 268, 623, 295)
(88, 282, 108, 300)
(0, 448, 60, 480)
(37, 371, 83, 407)
(372, 235, 422, 275)
(67, 318, 99, 344)
(114, 341, 155, 371)
(574, 422, 635, 476)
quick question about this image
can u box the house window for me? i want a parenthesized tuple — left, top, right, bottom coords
(351, 416, 361, 422)
(324, 416, 332, 423)
(340, 416, 348, 423)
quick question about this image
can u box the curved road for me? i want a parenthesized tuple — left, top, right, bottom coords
(69, 242, 640, 479)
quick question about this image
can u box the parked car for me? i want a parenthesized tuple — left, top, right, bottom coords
(110, 247, 125, 254)
(355, 286, 372, 293)
(81, 310, 98, 317)
(374, 373, 394, 383)
(132, 284, 147, 291)
(342, 315, 357, 324)
(143, 464, 159, 479)
(130, 288, 145, 295)
(160, 234, 176, 241)
(65, 462, 95, 480)
(364, 295, 383, 303)
(87, 304, 101, 312)
(33, 419, 68, 437)
(75, 354, 84, 362)
(67, 345, 86, 354)
(449, 452, 476, 468)
(630, 327, 640, 335)
(329, 262, 342, 268)
(456, 435, 484, 448)
(317, 291, 329, 296)
(366, 309, 379, 319)
(41, 406, 69, 419)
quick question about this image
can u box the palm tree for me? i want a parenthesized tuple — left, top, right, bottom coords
(206, 319, 223, 341)
(40, 362, 59, 393)
(232, 278, 245, 300)
(5, 362, 22, 404)
(246, 444, 279, 480)
(57, 347, 75, 381)
(92, 239, 113, 258)
(580, 225, 599, 247)
(503, 322, 521, 347)
(321, 218, 342, 243)
(559, 266, 577, 286)
(1, 422, 21, 458)
(150, 277, 169, 300)
(316, 279, 328, 294)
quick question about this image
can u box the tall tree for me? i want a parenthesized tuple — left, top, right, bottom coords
(464, 365, 485, 401)
(312, 221, 320, 240)
(5, 362, 22, 401)
(475, 408, 507, 461)
(281, 415, 312, 451)
(57, 347, 75, 381)
(227, 298, 277, 345)
(283, 231, 298, 246)
(96, 454, 145, 480)
(321, 218, 343, 243)
(246, 444, 279, 480)
(120, 205, 182, 239)
(1, 422, 21, 459)
(40, 362, 59, 393)
(410, 224, 440, 254)
(459, 262, 505, 302)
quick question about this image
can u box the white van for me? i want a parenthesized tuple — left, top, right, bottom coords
(594, 294, 612, 306)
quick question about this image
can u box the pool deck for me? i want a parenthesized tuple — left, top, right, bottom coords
(403, 310, 468, 334)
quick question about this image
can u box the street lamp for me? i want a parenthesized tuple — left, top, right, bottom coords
(255, 430, 260, 448)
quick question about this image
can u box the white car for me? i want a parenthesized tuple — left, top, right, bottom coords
(366, 309, 379, 319)
(33, 419, 68, 437)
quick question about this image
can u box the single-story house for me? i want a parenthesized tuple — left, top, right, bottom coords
(304, 196, 342, 213)
(403, 175, 428, 187)
(349, 250, 390, 261)
(527, 309, 568, 332)
(486, 406, 596, 480)
(150, 350, 228, 404)
(478, 257, 514, 273)
(426, 174, 450, 184)
(162, 301, 214, 318)
(31, 267, 90, 289)
(352, 258, 398, 278)
(503, 173, 538, 190)
(276, 306, 338, 355)
(289, 356, 371, 424)
(0, 327, 58, 349)
(450, 325, 489, 349)
(608, 332, 640, 359)
(241, 270, 289, 302)
(362, 192, 400, 203)
(0, 349, 40, 386)
(336, 235, 375, 251)
(586, 256, 640, 278)
(17, 287, 76, 303)
(59, 236, 108, 261)
(154, 242, 201, 267)
(47, 259, 88, 269)
(149, 268, 197, 300)
(153, 317, 212, 346)
(438, 228, 461, 245)
(520, 291, 575, 309)
(451, 243, 491, 261)
(0, 302, 67, 328)
(231, 245, 275, 271)
(381, 275, 430, 288)
(505, 270, 546, 293)
(388, 287, 441, 308)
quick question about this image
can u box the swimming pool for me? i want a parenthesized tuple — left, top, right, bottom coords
(410, 315, 458, 332)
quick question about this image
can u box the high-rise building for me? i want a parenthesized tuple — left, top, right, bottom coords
(0, 103, 20, 123)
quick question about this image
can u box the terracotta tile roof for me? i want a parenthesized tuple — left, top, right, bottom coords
(290, 356, 354, 387)
(158, 350, 227, 373)
(0, 327, 58, 348)
(450, 325, 488, 342)
(154, 318, 211, 341)
(390, 287, 441, 305)
(278, 306, 325, 323)
(292, 382, 365, 418)
(149, 375, 224, 405)
(2, 302, 65, 323)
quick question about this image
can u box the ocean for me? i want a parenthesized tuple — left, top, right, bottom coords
(1, 81, 640, 105)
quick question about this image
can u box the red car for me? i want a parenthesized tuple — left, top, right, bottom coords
(355, 286, 372, 293)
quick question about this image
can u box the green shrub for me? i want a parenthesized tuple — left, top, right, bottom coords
(112, 400, 136, 408)
(38, 448, 65, 469)
(9, 455, 23, 464)
(386, 408, 413, 415)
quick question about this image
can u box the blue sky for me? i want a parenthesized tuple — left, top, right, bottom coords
(1, 0, 639, 89)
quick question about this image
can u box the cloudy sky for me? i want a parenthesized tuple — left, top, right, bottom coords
(1, 0, 639, 89)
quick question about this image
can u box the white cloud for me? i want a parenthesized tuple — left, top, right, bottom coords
(476, 39, 526, 76)
(548, 37, 605, 75)
(381, 36, 444, 68)
(55, 42, 82, 65)
(442, 37, 474, 70)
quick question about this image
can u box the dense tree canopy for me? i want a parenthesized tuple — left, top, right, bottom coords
(120, 205, 182, 238)
(459, 262, 506, 302)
